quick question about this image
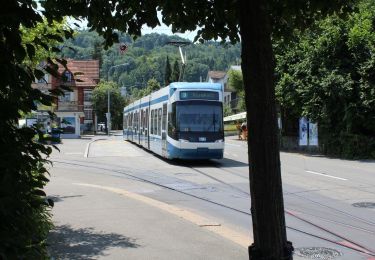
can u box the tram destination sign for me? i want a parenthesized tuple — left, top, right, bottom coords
(180, 91, 219, 101)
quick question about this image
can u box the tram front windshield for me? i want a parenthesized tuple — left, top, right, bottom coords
(176, 101, 223, 132)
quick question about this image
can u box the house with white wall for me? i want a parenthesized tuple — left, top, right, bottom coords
(52, 59, 99, 138)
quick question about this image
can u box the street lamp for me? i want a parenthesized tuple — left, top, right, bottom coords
(106, 63, 129, 135)
(167, 41, 190, 81)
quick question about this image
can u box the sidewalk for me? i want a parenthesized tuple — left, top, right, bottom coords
(46, 159, 248, 260)
(46, 134, 311, 260)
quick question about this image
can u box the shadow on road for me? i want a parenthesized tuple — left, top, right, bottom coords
(48, 195, 84, 203)
(48, 225, 139, 259)
(170, 157, 248, 168)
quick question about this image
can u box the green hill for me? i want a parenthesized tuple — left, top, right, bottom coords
(61, 31, 241, 92)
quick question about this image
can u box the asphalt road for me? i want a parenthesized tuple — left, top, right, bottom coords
(47, 134, 375, 259)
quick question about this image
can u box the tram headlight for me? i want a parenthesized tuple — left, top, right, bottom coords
(215, 139, 224, 143)
(180, 139, 190, 143)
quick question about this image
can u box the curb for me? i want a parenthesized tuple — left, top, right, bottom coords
(84, 138, 107, 158)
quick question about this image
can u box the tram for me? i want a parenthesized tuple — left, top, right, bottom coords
(123, 82, 224, 159)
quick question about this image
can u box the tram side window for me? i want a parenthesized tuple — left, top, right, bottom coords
(162, 104, 167, 131)
(137, 111, 140, 130)
(125, 115, 128, 128)
(143, 109, 146, 130)
(135, 111, 139, 131)
(146, 108, 149, 130)
(134, 112, 137, 129)
(134, 112, 137, 131)
(153, 109, 157, 135)
(168, 103, 177, 140)
(158, 108, 162, 136)
(151, 110, 154, 134)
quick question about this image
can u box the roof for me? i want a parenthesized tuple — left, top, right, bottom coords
(169, 82, 222, 90)
(223, 112, 247, 122)
(207, 71, 226, 80)
(58, 59, 100, 87)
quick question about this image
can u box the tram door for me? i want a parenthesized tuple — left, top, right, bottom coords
(161, 103, 167, 157)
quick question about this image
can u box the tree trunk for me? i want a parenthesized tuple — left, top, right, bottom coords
(238, 0, 293, 259)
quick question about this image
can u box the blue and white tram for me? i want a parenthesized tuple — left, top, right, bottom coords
(123, 82, 224, 159)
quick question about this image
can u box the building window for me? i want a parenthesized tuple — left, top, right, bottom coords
(84, 90, 92, 102)
(84, 109, 93, 120)
(59, 91, 71, 102)
(63, 71, 73, 82)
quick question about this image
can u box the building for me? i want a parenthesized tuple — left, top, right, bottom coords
(206, 70, 228, 101)
(206, 66, 241, 113)
(30, 65, 55, 129)
(52, 59, 100, 137)
(30, 59, 99, 138)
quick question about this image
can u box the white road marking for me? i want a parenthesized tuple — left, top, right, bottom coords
(64, 152, 83, 155)
(305, 170, 348, 181)
(84, 140, 95, 158)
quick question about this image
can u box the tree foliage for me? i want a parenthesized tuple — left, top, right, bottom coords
(275, 0, 375, 158)
(129, 78, 161, 100)
(227, 69, 245, 112)
(0, 2, 73, 257)
(92, 81, 127, 129)
(172, 59, 180, 82)
(61, 32, 241, 88)
(164, 56, 172, 86)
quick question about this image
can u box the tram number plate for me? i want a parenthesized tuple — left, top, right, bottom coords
(199, 137, 206, 142)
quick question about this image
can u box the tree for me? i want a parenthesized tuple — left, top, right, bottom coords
(21, 18, 70, 67)
(164, 56, 172, 86)
(227, 69, 246, 112)
(0, 5, 73, 258)
(144, 78, 161, 96)
(223, 103, 233, 117)
(172, 59, 180, 82)
(92, 40, 103, 68)
(4, 1, 354, 259)
(92, 81, 126, 130)
(275, 0, 375, 159)
(61, 31, 241, 88)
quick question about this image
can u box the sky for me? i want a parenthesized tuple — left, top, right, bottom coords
(69, 13, 198, 42)
(141, 25, 198, 41)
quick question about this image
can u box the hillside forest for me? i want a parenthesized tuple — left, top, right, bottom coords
(61, 31, 241, 95)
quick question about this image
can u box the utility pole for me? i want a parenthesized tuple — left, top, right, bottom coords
(107, 88, 111, 135)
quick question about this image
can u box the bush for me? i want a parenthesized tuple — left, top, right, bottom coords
(0, 163, 53, 259)
(1, 127, 54, 259)
(321, 132, 375, 159)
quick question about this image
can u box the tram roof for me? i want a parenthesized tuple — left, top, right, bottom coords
(223, 111, 247, 122)
(169, 82, 222, 90)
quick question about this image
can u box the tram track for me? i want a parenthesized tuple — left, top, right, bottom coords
(186, 163, 375, 256)
(51, 158, 375, 257)
(187, 162, 375, 229)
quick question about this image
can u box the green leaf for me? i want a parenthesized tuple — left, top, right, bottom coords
(33, 189, 46, 197)
(26, 44, 36, 59)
